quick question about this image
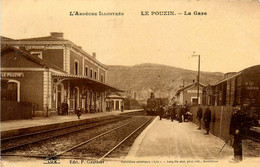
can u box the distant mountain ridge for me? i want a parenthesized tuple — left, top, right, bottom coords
(107, 63, 224, 103)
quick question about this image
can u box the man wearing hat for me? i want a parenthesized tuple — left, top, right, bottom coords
(229, 105, 249, 162)
(197, 104, 203, 130)
(203, 105, 211, 135)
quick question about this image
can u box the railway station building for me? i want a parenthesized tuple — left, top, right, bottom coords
(175, 82, 205, 106)
(105, 93, 125, 111)
(1, 33, 122, 119)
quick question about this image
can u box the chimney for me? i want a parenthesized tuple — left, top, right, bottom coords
(50, 32, 64, 39)
(92, 52, 96, 59)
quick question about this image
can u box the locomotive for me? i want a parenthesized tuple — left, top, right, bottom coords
(146, 93, 171, 117)
(146, 93, 162, 116)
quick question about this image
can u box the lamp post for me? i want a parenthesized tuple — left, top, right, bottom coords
(192, 52, 200, 105)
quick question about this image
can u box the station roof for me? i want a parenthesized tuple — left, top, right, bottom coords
(1, 33, 108, 70)
(16, 36, 69, 41)
(175, 82, 206, 95)
(52, 73, 124, 92)
(1, 46, 65, 73)
(106, 94, 125, 99)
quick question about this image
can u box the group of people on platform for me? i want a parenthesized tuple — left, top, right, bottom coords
(157, 102, 256, 162)
(158, 103, 193, 122)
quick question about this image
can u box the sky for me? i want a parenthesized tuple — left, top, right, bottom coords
(1, 0, 260, 73)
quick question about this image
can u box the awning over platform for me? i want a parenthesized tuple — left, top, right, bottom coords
(52, 73, 123, 92)
(106, 94, 126, 99)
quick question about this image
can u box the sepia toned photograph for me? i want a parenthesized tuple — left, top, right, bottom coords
(1, 0, 260, 167)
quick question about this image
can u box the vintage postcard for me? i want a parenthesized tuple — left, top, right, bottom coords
(1, 0, 260, 167)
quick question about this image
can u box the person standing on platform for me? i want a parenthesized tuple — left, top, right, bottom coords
(177, 105, 182, 123)
(229, 105, 252, 162)
(62, 100, 69, 115)
(197, 104, 203, 130)
(182, 105, 186, 122)
(203, 105, 211, 135)
(76, 108, 82, 119)
(121, 104, 124, 112)
(159, 105, 164, 120)
(171, 105, 176, 122)
(183, 101, 188, 122)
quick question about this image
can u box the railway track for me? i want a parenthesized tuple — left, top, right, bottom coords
(57, 116, 154, 160)
(98, 117, 154, 160)
(1, 114, 138, 152)
(2, 115, 154, 161)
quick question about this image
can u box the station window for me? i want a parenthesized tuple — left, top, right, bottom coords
(31, 52, 42, 59)
(101, 74, 104, 82)
(94, 71, 97, 79)
(90, 68, 93, 78)
(85, 66, 88, 76)
(74, 60, 79, 75)
(191, 97, 199, 105)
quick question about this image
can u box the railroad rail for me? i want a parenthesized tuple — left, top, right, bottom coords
(98, 117, 154, 160)
(56, 117, 154, 160)
(2, 113, 154, 161)
(1, 115, 133, 152)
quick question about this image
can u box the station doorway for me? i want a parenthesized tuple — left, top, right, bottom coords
(1, 79, 19, 101)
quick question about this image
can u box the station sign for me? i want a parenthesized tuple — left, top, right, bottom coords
(1, 72, 24, 78)
(25, 46, 45, 50)
(187, 90, 202, 93)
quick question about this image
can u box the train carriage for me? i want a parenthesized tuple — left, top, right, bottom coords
(202, 65, 260, 120)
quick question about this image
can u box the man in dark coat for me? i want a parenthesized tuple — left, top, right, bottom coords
(229, 105, 252, 162)
(170, 105, 176, 122)
(203, 106, 211, 135)
(61, 100, 69, 115)
(158, 105, 164, 120)
(197, 104, 203, 130)
(121, 104, 124, 112)
(76, 108, 82, 119)
(177, 105, 182, 123)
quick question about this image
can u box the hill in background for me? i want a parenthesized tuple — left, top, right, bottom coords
(107, 63, 224, 104)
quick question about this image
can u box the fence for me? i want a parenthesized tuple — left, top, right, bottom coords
(1, 101, 33, 121)
(189, 106, 233, 141)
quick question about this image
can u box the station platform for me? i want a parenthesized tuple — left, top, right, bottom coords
(125, 117, 260, 166)
(1, 109, 143, 138)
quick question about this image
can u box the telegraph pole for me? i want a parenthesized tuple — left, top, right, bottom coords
(192, 52, 200, 105)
